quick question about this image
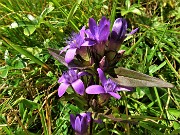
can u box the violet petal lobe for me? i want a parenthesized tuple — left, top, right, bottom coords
(58, 83, 70, 97)
(70, 114, 76, 130)
(81, 40, 95, 46)
(99, 16, 107, 28)
(89, 18, 97, 36)
(97, 68, 107, 85)
(79, 26, 86, 37)
(75, 116, 82, 133)
(108, 92, 121, 99)
(80, 116, 88, 134)
(58, 76, 65, 83)
(60, 45, 70, 54)
(99, 25, 110, 42)
(65, 48, 77, 63)
(71, 79, 85, 95)
(129, 28, 139, 35)
(111, 18, 127, 41)
(115, 86, 133, 91)
(78, 71, 87, 78)
(85, 112, 92, 123)
(86, 85, 105, 94)
(111, 18, 122, 39)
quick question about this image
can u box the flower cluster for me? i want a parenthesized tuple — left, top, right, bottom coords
(57, 17, 137, 98)
(54, 17, 137, 134)
(49, 16, 173, 134)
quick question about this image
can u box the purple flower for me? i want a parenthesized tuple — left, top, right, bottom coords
(111, 18, 128, 42)
(86, 68, 131, 99)
(86, 16, 110, 45)
(109, 18, 138, 50)
(70, 112, 91, 135)
(61, 26, 90, 63)
(58, 69, 85, 97)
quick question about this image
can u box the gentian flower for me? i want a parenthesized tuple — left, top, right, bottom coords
(70, 112, 91, 135)
(109, 18, 138, 50)
(61, 26, 90, 63)
(86, 16, 110, 45)
(58, 69, 85, 97)
(86, 68, 131, 99)
(85, 16, 110, 62)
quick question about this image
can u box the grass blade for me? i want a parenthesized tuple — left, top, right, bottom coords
(2, 37, 50, 70)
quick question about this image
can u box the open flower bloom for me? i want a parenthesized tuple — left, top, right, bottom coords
(58, 69, 85, 97)
(86, 68, 131, 99)
(60, 26, 91, 63)
(70, 112, 91, 135)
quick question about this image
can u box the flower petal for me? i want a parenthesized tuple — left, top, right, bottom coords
(97, 68, 107, 85)
(58, 76, 65, 83)
(85, 112, 92, 123)
(86, 85, 105, 94)
(78, 71, 87, 78)
(65, 48, 77, 63)
(79, 26, 86, 38)
(60, 45, 70, 54)
(111, 18, 127, 41)
(89, 18, 97, 36)
(58, 83, 70, 97)
(111, 18, 122, 39)
(75, 116, 82, 133)
(99, 16, 107, 28)
(81, 40, 95, 46)
(115, 86, 134, 91)
(70, 114, 76, 130)
(108, 92, 121, 99)
(129, 28, 138, 35)
(80, 116, 88, 133)
(85, 29, 93, 39)
(72, 79, 85, 95)
(99, 24, 110, 42)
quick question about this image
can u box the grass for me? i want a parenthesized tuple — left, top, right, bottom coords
(0, 0, 180, 134)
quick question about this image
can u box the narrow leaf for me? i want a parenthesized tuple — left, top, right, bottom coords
(2, 37, 50, 70)
(101, 114, 138, 125)
(66, 0, 82, 22)
(110, 67, 174, 87)
(48, 48, 68, 67)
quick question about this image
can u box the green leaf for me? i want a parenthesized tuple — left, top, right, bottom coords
(139, 121, 164, 135)
(96, 129, 110, 135)
(171, 129, 180, 135)
(125, 0, 131, 9)
(24, 25, 36, 36)
(168, 108, 180, 118)
(0, 66, 9, 78)
(121, 9, 129, 16)
(149, 61, 166, 74)
(10, 21, 33, 28)
(131, 8, 142, 15)
(27, 14, 37, 22)
(132, 87, 145, 99)
(13, 60, 26, 69)
(39, 2, 54, 22)
(66, 0, 82, 22)
(12, 97, 38, 110)
(2, 37, 50, 70)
